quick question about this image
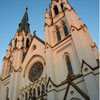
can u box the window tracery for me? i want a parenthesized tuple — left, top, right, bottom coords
(28, 62, 43, 82)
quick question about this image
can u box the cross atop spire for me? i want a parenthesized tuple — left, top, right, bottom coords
(17, 7, 30, 34)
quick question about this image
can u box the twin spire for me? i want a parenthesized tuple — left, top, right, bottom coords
(17, 7, 30, 34)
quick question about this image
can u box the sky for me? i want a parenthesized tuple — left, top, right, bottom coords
(0, 0, 99, 72)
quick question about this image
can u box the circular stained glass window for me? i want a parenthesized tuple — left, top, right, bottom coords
(29, 62, 43, 82)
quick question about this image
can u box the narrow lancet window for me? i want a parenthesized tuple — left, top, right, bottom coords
(63, 25, 69, 36)
(56, 27, 61, 41)
(42, 84, 45, 94)
(37, 86, 40, 96)
(66, 55, 73, 75)
(54, 5, 59, 15)
(61, 3, 64, 11)
(33, 88, 36, 98)
(15, 39, 17, 48)
(26, 38, 29, 48)
(25, 92, 28, 100)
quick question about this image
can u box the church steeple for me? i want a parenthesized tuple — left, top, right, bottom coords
(17, 7, 30, 34)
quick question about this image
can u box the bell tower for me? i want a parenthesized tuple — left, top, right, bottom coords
(4, 8, 32, 100)
(44, 0, 98, 70)
(44, 0, 99, 100)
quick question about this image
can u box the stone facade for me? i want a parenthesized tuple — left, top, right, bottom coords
(0, 0, 99, 100)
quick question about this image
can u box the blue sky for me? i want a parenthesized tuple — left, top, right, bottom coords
(0, 0, 99, 71)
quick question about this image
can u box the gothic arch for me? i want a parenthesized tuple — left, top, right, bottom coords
(54, 5, 59, 16)
(23, 54, 46, 77)
(63, 52, 73, 75)
(26, 38, 29, 48)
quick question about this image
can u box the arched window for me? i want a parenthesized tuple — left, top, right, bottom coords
(37, 86, 40, 96)
(15, 39, 17, 48)
(56, 27, 61, 41)
(61, 3, 64, 11)
(25, 92, 28, 100)
(33, 88, 36, 98)
(42, 84, 45, 94)
(26, 38, 29, 48)
(54, 5, 59, 15)
(66, 55, 73, 75)
(63, 25, 69, 36)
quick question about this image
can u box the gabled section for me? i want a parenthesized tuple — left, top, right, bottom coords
(63, 80, 90, 100)
(81, 60, 99, 75)
(22, 34, 45, 77)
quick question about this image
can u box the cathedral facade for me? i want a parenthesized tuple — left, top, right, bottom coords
(0, 0, 99, 100)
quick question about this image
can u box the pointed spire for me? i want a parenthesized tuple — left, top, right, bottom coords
(17, 7, 30, 34)
(45, 8, 49, 18)
(9, 40, 12, 46)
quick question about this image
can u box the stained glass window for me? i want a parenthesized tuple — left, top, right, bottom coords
(38, 86, 40, 96)
(66, 55, 73, 75)
(29, 62, 43, 82)
(64, 25, 69, 36)
(33, 89, 36, 98)
(42, 84, 45, 94)
(57, 30, 61, 41)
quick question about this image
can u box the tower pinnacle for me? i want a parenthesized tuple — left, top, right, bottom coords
(17, 8, 30, 34)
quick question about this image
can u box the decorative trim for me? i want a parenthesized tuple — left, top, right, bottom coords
(23, 54, 46, 77)
(91, 42, 98, 49)
(69, 24, 86, 33)
(46, 74, 83, 89)
(0, 76, 3, 81)
(64, 83, 70, 100)
(20, 76, 47, 93)
(12, 66, 22, 72)
(0, 75, 11, 81)
(47, 75, 90, 100)
(81, 60, 99, 72)
(22, 35, 45, 63)
(67, 80, 90, 100)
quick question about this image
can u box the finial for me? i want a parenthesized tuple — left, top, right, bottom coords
(33, 30, 36, 36)
(26, 7, 28, 11)
(9, 39, 12, 46)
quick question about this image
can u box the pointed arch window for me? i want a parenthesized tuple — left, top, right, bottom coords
(63, 25, 69, 36)
(33, 88, 36, 98)
(56, 27, 61, 41)
(61, 3, 64, 11)
(15, 39, 17, 48)
(26, 38, 29, 48)
(54, 5, 59, 15)
(66, 55, 73, 75)
(37, 86, 40, 96)
(25, 92, 28, 100)
(42, 84, 45, 94)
